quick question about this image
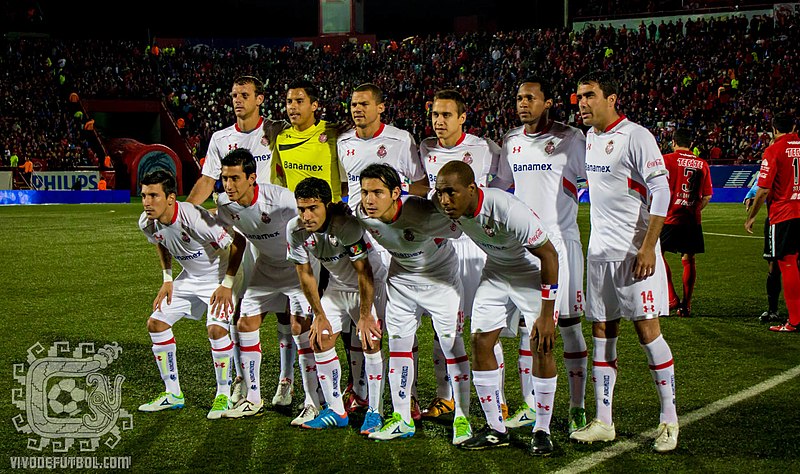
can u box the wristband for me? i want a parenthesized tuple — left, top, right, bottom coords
(162, 269, 173, 282)
(221, 274, 235, 289)
(541, 283, 558, 300)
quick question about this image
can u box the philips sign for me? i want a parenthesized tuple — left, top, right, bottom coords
(32, 172, 100, 190)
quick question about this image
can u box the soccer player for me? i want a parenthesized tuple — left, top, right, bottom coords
(492, 77, 589, 434)
(745, 112, 800, 333)
(356, 163, 473, 445)
(436, 161, 560, 455)
(419, 88, 505, 421)
(337, 82, 428, 414)
(569, 70, 679, 453)
(137, 169, 246, 419)
(273, 79, 348, 201)
(186, 75, 296, 410)
(286, 177, 388, 433)
(744, 183, 783, 323)
(214, 148, 322, 423)
(660, 128, 713, 318)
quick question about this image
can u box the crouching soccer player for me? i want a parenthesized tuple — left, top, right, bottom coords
(214, 148, 322, 421)
(287, 177, 388, 433)
(137, 169, 246, 419)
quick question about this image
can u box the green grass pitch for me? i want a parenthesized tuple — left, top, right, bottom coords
(1, 201, 798, 473)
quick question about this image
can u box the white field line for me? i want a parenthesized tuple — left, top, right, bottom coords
(554, 364, 800, 474)
(704, 231, 761, 239)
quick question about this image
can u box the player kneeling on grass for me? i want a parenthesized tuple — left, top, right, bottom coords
(215, 148, 321, 419)
(138, 169, 246, 419)
(287, 177, 388, 433)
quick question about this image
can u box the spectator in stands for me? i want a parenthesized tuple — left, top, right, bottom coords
(19, 157, 33, 185)
(98, 177, 107, 190)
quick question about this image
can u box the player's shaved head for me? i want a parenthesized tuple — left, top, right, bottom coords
(438, 160, 475, 187)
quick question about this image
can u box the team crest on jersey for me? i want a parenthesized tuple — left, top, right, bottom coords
(319, 133, 328, 143)
(260, 212, 271, 224)
(328, 235, 339, 246)
(605, 140, 615, 154)
(377, 145, 387, 158)
(180, 231, 190, 243)
(483, 224, 496, 237)
(403, 229, 415, 241)
(544, 140, 556, 155)
(462, 152, 473, 165)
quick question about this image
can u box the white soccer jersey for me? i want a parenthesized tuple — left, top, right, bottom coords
(449, 188, 549, 270)
(215, 183, 298, 266)
(338, 123, 425, 211)
(496, 122, 586, 242)
(419, 133, 500, 187)
(355, 195, 461, 285)
(203, 117, 274, 185)
(584, 116, 668, 261)
(139, 201, 233, 281)
(286, 213, 385, 292)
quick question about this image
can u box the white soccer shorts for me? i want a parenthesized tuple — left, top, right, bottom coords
(240, 261, 311, 318)
(320, 289, 385, 334)
(453, 233, 486, 318)
(585, 255, 668, 322)
(150, 273, 235, 329)
(384, 276, 463, 340)
(471, 263, 543, 334)
(556, 238, 586, 320)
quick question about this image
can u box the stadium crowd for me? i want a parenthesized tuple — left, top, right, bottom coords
(1, 10, 797, 172)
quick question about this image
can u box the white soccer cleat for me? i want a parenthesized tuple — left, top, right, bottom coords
(653, 422, 679, 452)
(230, 376, 245, 406)
(367, 412, 415, 441)
(290, 404, 319, 426)
(505, 403, 536, 429)
(272, 378, 293, 406)
(569, 418, 616, 443)
(138, 392, 184, 412)
(223, 399, 264, 419)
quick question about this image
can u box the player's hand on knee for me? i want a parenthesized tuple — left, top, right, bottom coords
(357, 315, 382, 350)
(532, 316, 556, 354)
(210, 286, 234, 318)
(310, 316, 333, 348)
(153, 282, 173, 311)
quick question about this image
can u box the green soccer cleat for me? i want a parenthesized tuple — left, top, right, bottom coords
(505, 403, 536, 429)
(207, 394, 231, 420)
(568, 407, 587, 434)
(452, 416, 473, 445)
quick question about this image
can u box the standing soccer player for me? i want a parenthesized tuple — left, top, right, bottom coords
(744, 183, 783, 323)
(436, 161, 560, 455)
(214, 148, 322, 423)
(287, 177, 388, 433)
(138, 169, 246, 419)
(186, 75, 297, 410)
(419, 89, 506, 421)
(273, 79, 348, 201)
(745, 112, 800, 333)
(356, 163, 473, 445)
(492, 77, 589, 434)
(660, 128, 713, 318)
(336, 83, 427, 413)
(570, 70, 679, 453)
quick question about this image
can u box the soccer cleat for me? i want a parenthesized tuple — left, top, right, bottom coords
(138, 391, 184, 412)
(360, 409, 383, 435)
(677, 307, 691, 318)
(653, 422, 679, 452)
(421, 397, 455, 419)
(501, 403, 509, 421)
(530, 430, 554, 456)
(569, 418, 615, 443)
(230, 376, 245, 406)
(458, 425, 510, 450)
(505, 403, 536, 429)
(223, 399, 264, 418)
(343, 384, 369, 413)
(291, 404, 320, 426)
(759, 311, 781, 323)
(568, 407, 587, 434)
(410, 396, 422, 421)
(207, 394, 231, 420)
(769, 322, 797, 333)
(452, 416, 473, 445)
(368, 412, 415, 441)
(272, 378, 293, 406)
(301, 407, 349, 429)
